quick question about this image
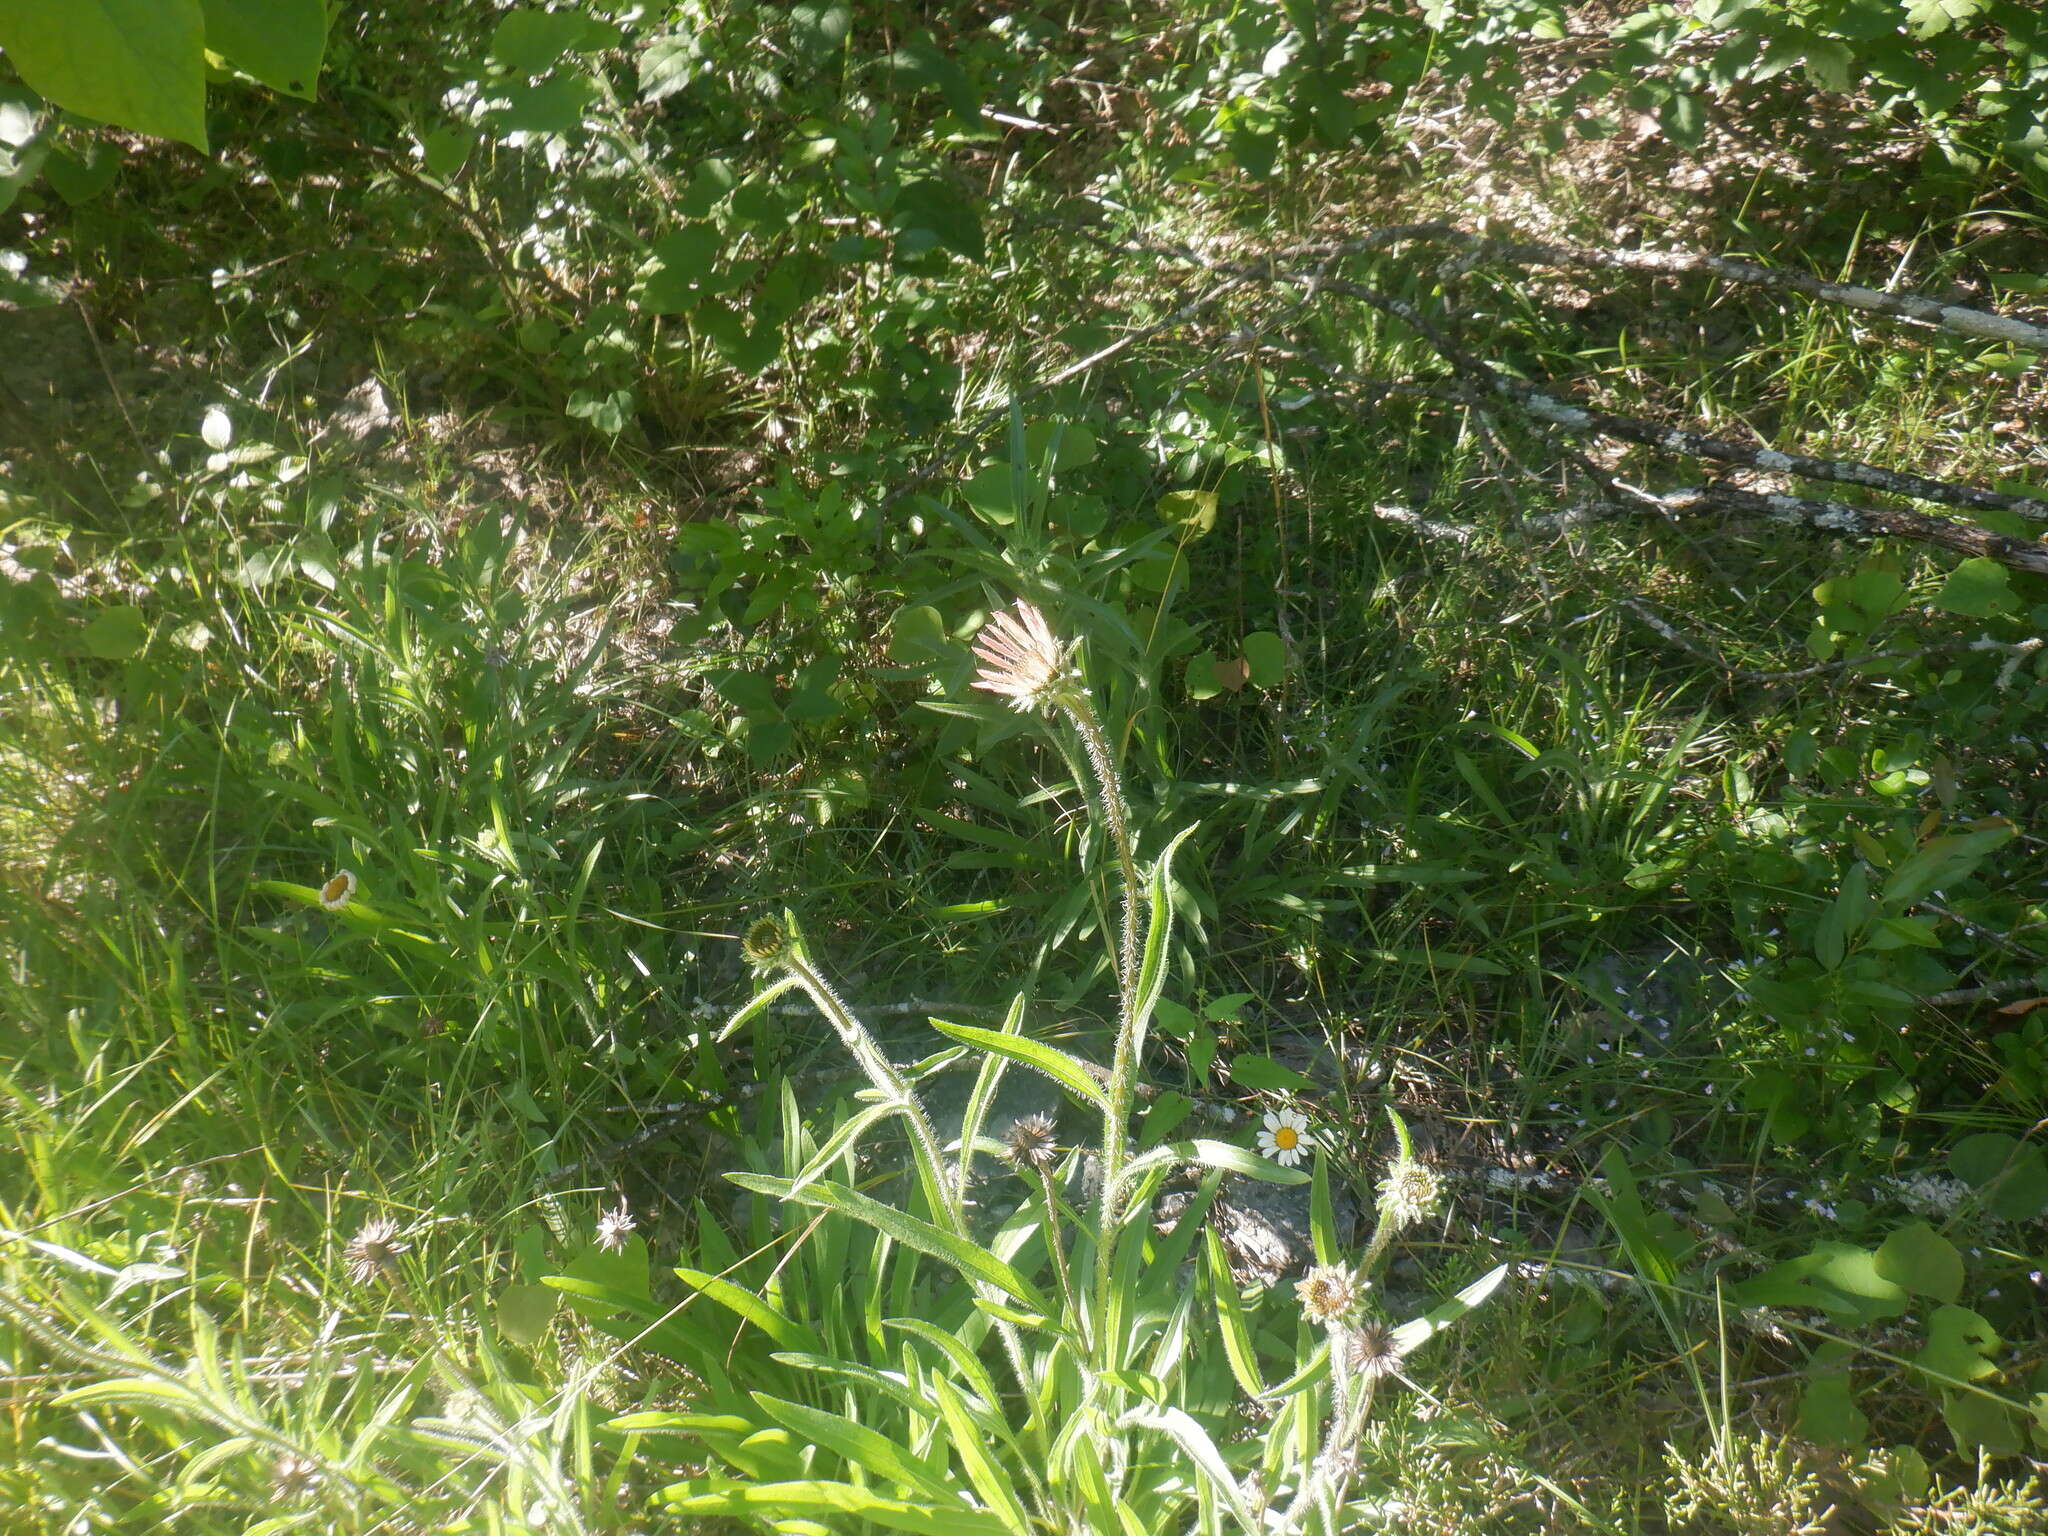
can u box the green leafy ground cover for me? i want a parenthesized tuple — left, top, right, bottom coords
(4, 2, 2048, 1531)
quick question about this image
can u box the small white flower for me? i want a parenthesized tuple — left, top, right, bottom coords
(1377, 1158, 1443, 1229)
(318, 870, 358, 911)
(1257, 1107, 1314, 1167)
(594, 1201, 636, 1254)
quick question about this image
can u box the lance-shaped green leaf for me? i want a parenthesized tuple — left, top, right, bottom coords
(607, 1411, 805, 1481)
(730, 1173, 1049, 1312)
(1121, 1405, 1260, 1532)
(750, 1393, 956, 1504)
(771, 1353, 937, 1420)
(658, 1478, 1012, 1536)
(952, 991, 1030, 1203)
(1204, 1227, 1265, 1398)
(716, 975, 799, 1041)
(1310, 1151, 1338, 1266)
(1127, 824, 1200, 1056)
(930, 1017, 1107, 1110)
(1390, 1262, 1511, 1356)
(789, 1100, 900, 1195)
(933, 1375, 1035, 1535)
(669, 1265, 824, 1354)
(1115, 1138, 1310, 1195)
(884, 1319, 1014, 1437)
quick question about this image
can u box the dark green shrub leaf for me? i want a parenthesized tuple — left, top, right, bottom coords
(0, 0, 207, 148)
(1159, 489, 1218, 535)
(1242, 631, 1286, 688)
(490, 8, 608, 74)
(1932, 557, 2017, 618)
(200, 0, 325, 97)
(641, 225, 722, 313)
(81, 605, 149, 660)
(639, 35, 700, 103)
(1943, 1390, 2026, 1454)
(1797, 1372, 1869, 1447)
(1228, 1053, 1309, 1092)
(496, 1282, 560, 1346)
(491, 74, 597, 135)
(892, 178, 983, 261)
(1873, 1222, 1963, 1301)
(1903, 0, 1984, 39)
(43, 140, 121, 203)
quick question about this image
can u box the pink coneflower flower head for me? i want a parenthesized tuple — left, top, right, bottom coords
(971, 601, 1076, 714)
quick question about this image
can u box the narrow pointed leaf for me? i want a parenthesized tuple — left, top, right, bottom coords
(930, 1018, 1107, 1110)
(1204, 1228, 1266, 1398)
(657, 1478, 1010, 1536)
(1389, 1262, 1511, 1356)
(730, 1173, 1049, 1312)
(750, 1393, 955, 1504)
(932, 1376, 1035, 1535)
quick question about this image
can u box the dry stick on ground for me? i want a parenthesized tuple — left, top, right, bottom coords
(1295, 222, 2048, 359)
(1303, 226, 2048, 523)
(1067, 209, 2048, 562)
(1648, 484, 2048, 574)
(1247, 263, 2048, 575)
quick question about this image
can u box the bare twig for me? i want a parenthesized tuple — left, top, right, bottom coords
(1649, 483, 2048, 575)
(1920, 971, 2048, 1009)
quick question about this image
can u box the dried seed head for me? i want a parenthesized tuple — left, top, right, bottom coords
(594, 1200, 636, 1254)
(1002, 1112, 1060, 1174)
(741, 918, 792, 970)
(271, 1451, 324, 1500)
(1295, 1263, 1360, 1325)
(343, 1215, 407, 1285)
(1343, 1321, 1408, 1380)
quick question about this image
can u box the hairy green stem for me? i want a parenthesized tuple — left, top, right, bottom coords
(785, 953, 956, 1232)
(1054, 691, 1146, 1371)
(1031, 1165, 1085, 1352)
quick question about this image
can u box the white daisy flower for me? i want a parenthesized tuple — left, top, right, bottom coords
(318, 870, 358, 911)
(1257, 1106, 1313, 1167)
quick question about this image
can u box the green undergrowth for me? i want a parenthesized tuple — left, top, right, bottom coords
(6, 2, 2048, 1531)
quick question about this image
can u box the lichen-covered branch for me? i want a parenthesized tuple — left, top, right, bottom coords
(1650, 484, 2048, 575)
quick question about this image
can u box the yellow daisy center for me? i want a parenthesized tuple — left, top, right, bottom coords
(1273, 1126, 1298, 1149)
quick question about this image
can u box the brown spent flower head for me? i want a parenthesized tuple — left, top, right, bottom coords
(594, 1200, 637, 1254)
(343, 1215, 408, 1285)
(1002, 1112, 1060, 1174)
(271, 1451, 324, 1501)
(970, 601, 1075, 714)
(1295, 1263, 1361, 1325)
(741, 918, 792, 970)
(1343, 1321, 1408, 1380)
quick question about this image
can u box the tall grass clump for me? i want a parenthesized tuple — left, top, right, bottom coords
(565, 600, 1508, 1534)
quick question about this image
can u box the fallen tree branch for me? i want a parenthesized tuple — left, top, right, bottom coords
(1247, 269, 2048, 575)
(1285, 222, 2048, 358)
(1919, 970, 2048, 1009)
(1498, 381, 2048, 525)
(1437, 234, 2048, 358)
(1648, 483, 2048, 575)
